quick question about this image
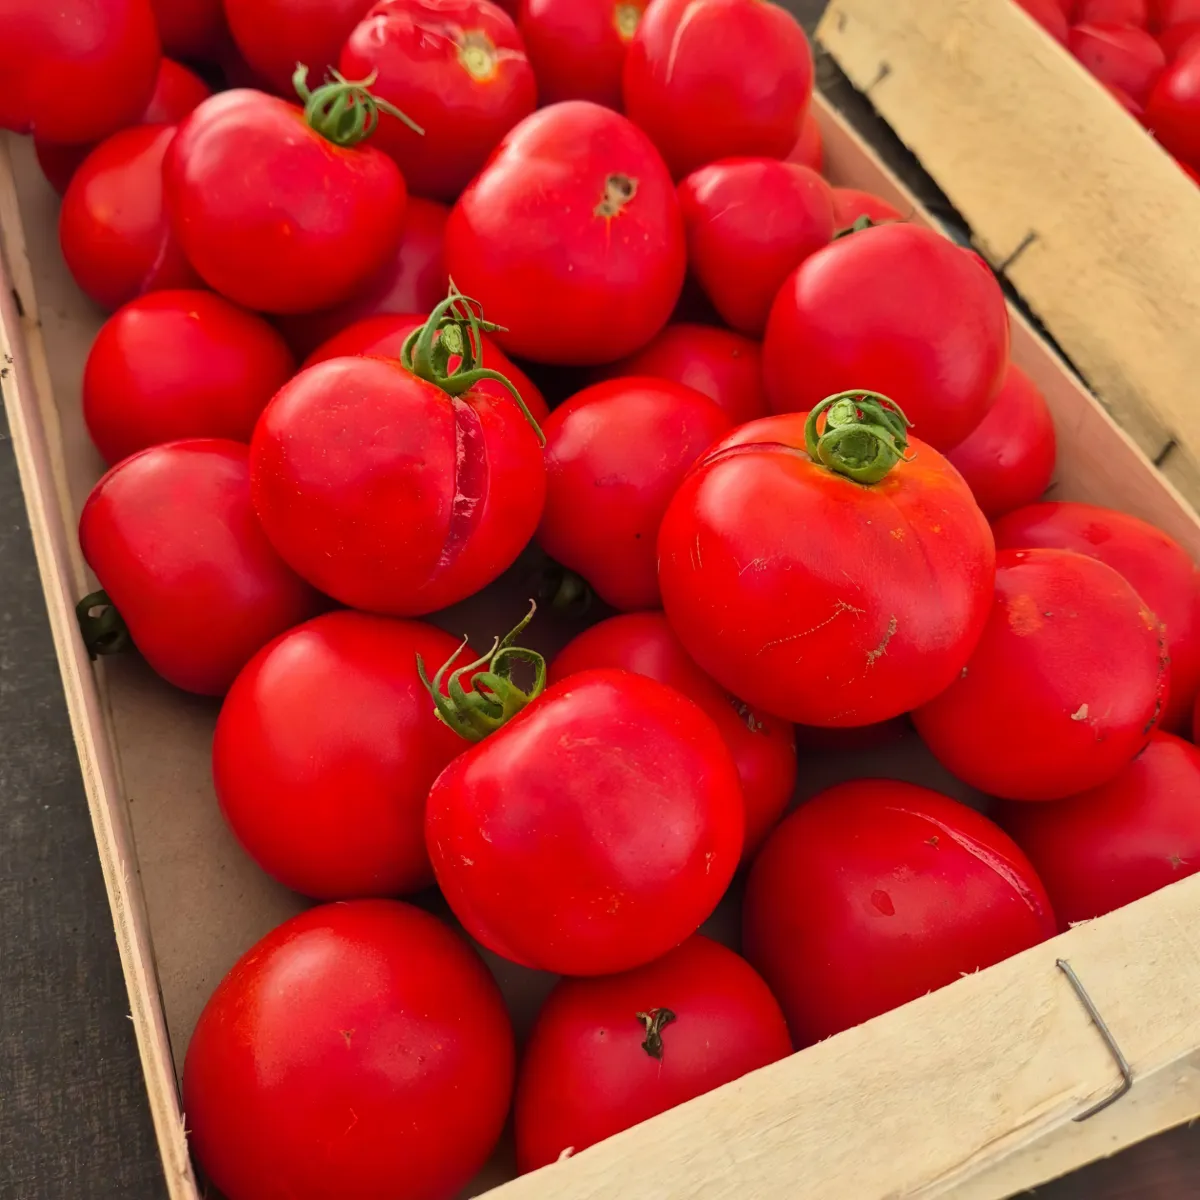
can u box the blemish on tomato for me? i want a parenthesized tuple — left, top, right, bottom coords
(436, 397, 489, 575)
(1007, 593, 1044, 636)
(1070, 703, 1089, 721)
(870, 889, 895, 916)
(595, 173, 638, 219)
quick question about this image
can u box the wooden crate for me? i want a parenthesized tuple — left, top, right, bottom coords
(3, 95, 1200, 1200)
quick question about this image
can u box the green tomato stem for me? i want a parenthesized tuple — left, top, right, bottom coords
(803, 391, 913, 484)
(292, 64, 423, 147)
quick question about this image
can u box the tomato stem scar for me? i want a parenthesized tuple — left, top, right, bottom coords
(636, 1007, 677, 1059)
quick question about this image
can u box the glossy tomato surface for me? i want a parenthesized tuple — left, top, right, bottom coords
(83, 290, 295, 465)
(214, 612, 467, 899)
(183, 900, 515, 1200)
(763, 223, 1010, 452)
(1068, 22, 1165, 102)
(150, 0, 227, 59)
(830, 186, 904, 227)
(426, 669, 744, 975)
(743, 780, 1056, 1045)
(515, 936, 792, 1173)
(623, 0, 814, 179)
(914, 548, 1169, 801)
(658, 412, 996, 727)
(550, 613, 796, 857)
(539, 377, 732, 610)
(78, 439, 322, 695)
(444, 101, 686, 364)
(1145, 39, 1200, 165)
(787, 109, 823, 172)
(678, 158, 834, 336)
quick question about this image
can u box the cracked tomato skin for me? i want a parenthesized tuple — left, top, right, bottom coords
(444, 101, 687, 364)
(914, 548, 1169, 802)
(183, 900, 515, 1200)
(426, 669, 745, 976)
(550, 612, 796, 858)
(743, 780, 1057, 1046)
(249, 355, 546, 615)
(657, 412, 996, 728)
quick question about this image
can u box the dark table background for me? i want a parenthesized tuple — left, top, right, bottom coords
(2, 2, 1198, 1197)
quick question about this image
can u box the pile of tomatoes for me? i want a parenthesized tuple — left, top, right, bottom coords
(6, 1, 1200, 1198)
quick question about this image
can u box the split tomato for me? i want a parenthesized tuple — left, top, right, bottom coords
(1068, 22, 1165, 103)
(830, 186, 904, 227)
(657, 398, 996, 728)
(1145, 38, 1200, 167)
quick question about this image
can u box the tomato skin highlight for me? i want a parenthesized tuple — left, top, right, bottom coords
(1068, 22, 1166, 103)
(183, 899, 515, 1200)
(550, 612, 796, 858)
(427, 668, 745, 976)
(623, 0, 814, 179)
(444, 101, 687, 365)
(339, 0, 538, 201)
(992, 500, 1200, 733)
(764, 224, 1010, 452)
(78, 439, 323, 695)
(83, 290, 296, 465)
(743, 779, 1056, 1046)
(1145, 39, 1200, 167)
(538, 377, 732, 611)
(658, 412, 996, 728)
(514, 935, 792, 1173)
(914, 548, 1169, 802)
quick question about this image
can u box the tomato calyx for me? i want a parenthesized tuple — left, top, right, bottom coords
(833, 214, 876, 240)
(804, 391, 913, 484)
(292, 64, 424, 147)
(636, 1007, 677, 1060)
(529, 556, 596, 616)
(75, 589, 132, 661)
(417, 602, 547, 742)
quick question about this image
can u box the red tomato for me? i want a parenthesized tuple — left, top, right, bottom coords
(538, 378, 732, 611)
(1181, 157, 1200, 181)
(251, 300, 546, 615)
(787, 109, 824, 172)
(830, 186, 905, 227)
(657, 401, 996, 727)
(1149, 0, 1200, 29)
(743, 779, 1056, 1045)
(0, 0, 160, 144)
(1158, 18, 1200, 54)
(426, 660, 744, 975)
(1014, 0, 1071, 41)
(224, 0, 375, 95)
(914, 548, 1169, 801)
(518, 0, 647, 109)
(1076, 0, 1148, 22)
(78, 440, 322, 695)
(1068, 22, 1165, 102)
(214, 612, 468, 898)
(763, 223, 1010, 452)
(36, 57, 211, 196)
(150, 0, 227, 60)
(515, 935, 792, 1173)
(183, 900, 514, 1200)
(340, 0, 538, 201)
(946, 363, 1057, 520)
(623, 0, 814, 179)
(83, 290, 295, 466)
(1104, 79, 1147, 113)
(999, 732, 1200, 928)
(274, 198, 450, 359)
(1145, 39, 1200, 165)
(165, 83, 410, 314)
(678, 159, 835, 337)
(445, 101, 686, 364)
(596, 323, 768, 425)
(59, 125, 201, 313)
(550, 612, 796, 857)
(992, 501, 1200, 733)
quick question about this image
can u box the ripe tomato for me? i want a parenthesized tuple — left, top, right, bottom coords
(743, 779, 1056, 1045)
(445, 102, 686, 364)
(1068, 23, 1165, 102)
(224, 0, 375, 95)
(78, 439, 322, 695)
(515, 935, 791, 1173)
(946, 363, 1057, 520)
(1158, 18, 1200, 55)
(183, 900, 515, 1200)
(1145, 39, 1200, 166)
(251, 299, 546, 615)
(763, 224, 1010, 452)
(165, 80, 413, 314)
(59, 125, 201, 313)
(274, 197, 450, 359)
(678, 159, 834, 336)
(992, 501, 1200, 733)
(1149, 0, 1200, 29)
(1105, 80, 1147, 114)
(623, 0, 814, 179)
(596, 323, 768, 425)
(340, 0, 538, 201)
(787, 109, 824, 172)
(550, 613, 795, 857)
(1077, 0, 1149, 23)
(83, 290, 295, 466)
(538, 378, 732, 611)
(214, 612, 468, 898)
(0, 0, 160, 145)
(914, 548, 1169, 801)
(150, 0, 227, 60)
(658, 400, 995, 727)
(1014, 0, 1070, 42)
(830, 186, 904, 227)
(998, 732, 1200, 928)
(518, 0, 647, 109)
